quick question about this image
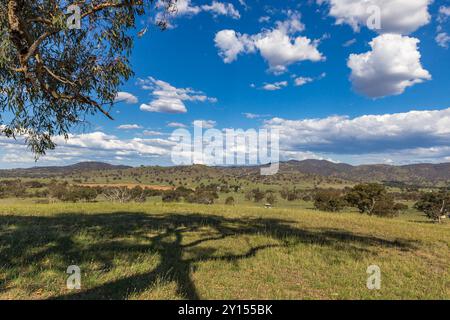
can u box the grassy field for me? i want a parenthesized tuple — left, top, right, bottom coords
(0, 201, 449, 300)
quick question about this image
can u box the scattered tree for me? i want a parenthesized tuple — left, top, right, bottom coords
(103, 186, 145, 203)
(415, 191, 450, 223)
(265, 193, 277, 206)
(345, 183, 401, 217)
(162, 190, 181, 203)
(225, 196, 235, 205)
(186, 190, 218, 205)
(345, 183, 388, 215)
(313, 189, 346, 212)
(251, 188, 265, 202)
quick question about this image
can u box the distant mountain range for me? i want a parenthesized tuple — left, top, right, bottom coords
(0, 162, 131, 178)
(277, 160, 450, 184)
(1, 160, 450, 184)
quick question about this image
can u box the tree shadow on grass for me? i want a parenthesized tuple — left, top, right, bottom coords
(0, 212, 419, 299)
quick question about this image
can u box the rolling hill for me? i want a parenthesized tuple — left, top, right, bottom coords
(0, 162, 132, 178)
(1, 160, 450, 185)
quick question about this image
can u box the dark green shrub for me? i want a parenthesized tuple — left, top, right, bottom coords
(313, 189, 346, 212)
(225, 196, 235, 205)
(266, 193, 277, 205)
(186, 191, 218, 204)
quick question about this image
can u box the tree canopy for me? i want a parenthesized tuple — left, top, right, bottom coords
(345, 183, 400, 217)
(0, 0, 174, 155)
(415, 190, 450, 223)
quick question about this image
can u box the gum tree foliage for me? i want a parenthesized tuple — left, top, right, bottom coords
(345, 183, 400, 217)
(0, 0, 175, 155)
(345, 183, 387, 215)
(313, 189, 346, 212)
(414, 191, 450, 223)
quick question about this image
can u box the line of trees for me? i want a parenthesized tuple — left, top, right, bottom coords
(313, 183, 408, 218)
(312, 183, 448, 222)
(245, 188, 277, 205)
(161, 185, 219, 205)
(1, 178, 450, 222)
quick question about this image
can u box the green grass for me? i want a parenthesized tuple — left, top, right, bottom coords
(0, 201, 449, 300)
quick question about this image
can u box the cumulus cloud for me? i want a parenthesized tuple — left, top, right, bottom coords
(201, 1, 240, 19)
(214, 30, 255, 63)
(156, 0, 240, 27)
(318, 1, 432, 98)
(294, 72, 326, 87)
(5, 108, 450, 167)
(294, 76, 314, 87)
(114, 92, 138, 104)
(170, 0, 201, 16)
(438, 5, 450, 23)
(0, 131, 175, 168)
(138, 77, 217, 113)
(262, 81, 288, 91)
(347, 34, 431, 98)
(117, 124, 143, 130)
(192, 120, 216, 129)
(264, 107, 450, 155)
(436, 32, 450, 48)
(52, 132, 171, 155)
(435, 6, 450, 48)
(253, 29, 323, 74)
(318, 0, 432, 34)
(259, 16, 271, 23)
(214, 11, 324, 73)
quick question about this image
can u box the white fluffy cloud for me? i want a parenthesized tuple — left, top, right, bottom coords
(52, 132, 171, 156)
(318, 0, 432, 34)
(436, 32, 450, 48)
(0, 131, 176, 168)
(438, 5, 450, 23)
(117, 124, 143, 130)
(294, 72, 326, 87)
(347, 34, 431, 98)
(114, 92, 138, 104)
(262, 81, 288, 91)
(171, 0, 201, 15)
(156, 0, 240, 27)
(253, 29, 323, 74)
(265, 107, 450, 155)
(214, 11, 324, 73)
(192, 120, 216, 129)
(294, 76, 314, 87)
(436, 6, 450, 48)
(201, 1, 240, 19)
(4, 108, 450, 167)
(139, 77, 217, 113)
(259, 16, 271, 23)
(214, 30, 255, 63)
(318, 1, 432, 98)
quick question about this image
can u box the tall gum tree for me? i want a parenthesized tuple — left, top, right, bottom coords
(0, 0, 175, 155)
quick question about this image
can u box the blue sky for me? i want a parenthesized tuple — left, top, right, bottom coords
(1, 0, 450, 168)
